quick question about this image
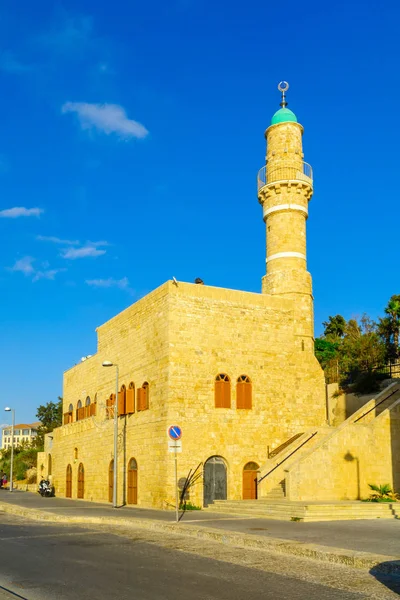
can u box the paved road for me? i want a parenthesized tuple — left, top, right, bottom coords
(0, 513, 373, 600)
(1, 491, 400, 557)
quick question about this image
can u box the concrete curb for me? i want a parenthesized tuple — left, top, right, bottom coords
(1, 501, 399, 574)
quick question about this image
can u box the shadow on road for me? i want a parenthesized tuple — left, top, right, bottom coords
(370, 562, 400, 595)
(0, 584, 30, 599)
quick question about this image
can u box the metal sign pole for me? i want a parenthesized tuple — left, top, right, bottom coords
(175, 446, 179, 523)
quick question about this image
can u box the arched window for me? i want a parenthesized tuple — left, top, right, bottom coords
(76, 400, 84, 421)
(138, 382, 149, 411)
(126, 382, 135, 414)
(236, 375, 252, 409)
(215, 374, 231, 408)
(64, 404, 74, 424)
(118, 385, 126, 416)
(66, 464, 72, 498)
(77, 463, 84, 499)
(85, 396, 91, 418)
(90, 393, 97, 417)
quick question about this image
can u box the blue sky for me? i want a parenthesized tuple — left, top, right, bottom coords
(0, 0, 399, 423)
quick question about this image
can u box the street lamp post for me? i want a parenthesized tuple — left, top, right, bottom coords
(4, 407, 15, 492)
(102, 361, 119, 508)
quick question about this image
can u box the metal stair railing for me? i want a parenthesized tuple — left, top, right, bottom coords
(257, 431, 317, 486)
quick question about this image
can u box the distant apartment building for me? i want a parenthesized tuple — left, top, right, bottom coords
(1, 422, 40, 450)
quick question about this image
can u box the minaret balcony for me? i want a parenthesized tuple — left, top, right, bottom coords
(257, 162, 313, 192)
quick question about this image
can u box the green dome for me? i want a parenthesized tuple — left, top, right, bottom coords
(271, 107, 297, 125)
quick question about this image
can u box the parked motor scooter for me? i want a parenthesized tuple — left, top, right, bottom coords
(38, 478, 54, 497)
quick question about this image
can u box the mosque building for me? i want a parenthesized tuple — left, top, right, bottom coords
(38, 84, 400, 511)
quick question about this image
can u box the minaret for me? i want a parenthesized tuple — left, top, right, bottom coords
(258, 82, 315, 351)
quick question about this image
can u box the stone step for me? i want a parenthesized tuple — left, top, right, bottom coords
(205, 501, 398, 521)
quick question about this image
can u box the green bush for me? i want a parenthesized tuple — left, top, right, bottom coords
(180, 501, 201, 511)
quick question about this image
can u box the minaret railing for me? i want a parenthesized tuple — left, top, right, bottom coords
(257, 161, 313, 191)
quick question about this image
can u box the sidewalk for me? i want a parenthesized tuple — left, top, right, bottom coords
(1, 490, 399, 573)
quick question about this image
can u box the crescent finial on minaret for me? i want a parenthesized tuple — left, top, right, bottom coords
(278, 81, 289, 108)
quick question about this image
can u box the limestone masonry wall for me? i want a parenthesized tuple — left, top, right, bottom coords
(45, 281, 326, 508)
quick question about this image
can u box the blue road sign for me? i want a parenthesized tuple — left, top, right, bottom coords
(168, 425, 182, 440)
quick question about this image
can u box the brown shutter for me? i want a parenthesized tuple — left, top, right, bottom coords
(90, 403, 96, 417)
(143, 385, 149, 410)
(236, 382, 245, 409)
(137, 388, 143, 411)
(215, 380, 223, 407)
(126, 388, 135, 414)
(245, 382, 252, 409)
(222, 380, 231, 408)
(118, 390, 126, 416)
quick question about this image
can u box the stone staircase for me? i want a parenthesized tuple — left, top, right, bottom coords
(258, 382, 400, 502)
(205, 499, 400, 521)
(258, 428, 328, 500)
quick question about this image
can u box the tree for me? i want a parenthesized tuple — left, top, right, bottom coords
(381, 295, 400, 360)
(34, 398, 63, 450)
(314, 339, 339, 370)
(322, 315, 346, 340)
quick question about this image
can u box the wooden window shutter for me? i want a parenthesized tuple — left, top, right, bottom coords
(143, 384, 149, 410)
(126, 387, 135, 414)
(118, 389, 126, 416)
(245, 382, 252, 409)
(236, 382, 245, 409)
(90, 403, 96, 417)
(222, 380, 231, 408)
(215, 380, 224, 408)
(137, 388, 143, 411)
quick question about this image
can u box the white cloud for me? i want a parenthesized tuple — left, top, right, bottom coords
(33, 269, 66, 282)
(61, 246, 106, 259)
(37, 235, 79, 245)
(61, 102, 148, 139)
(11, 256, 35, 275)
(86, 277, 129, 290)
(0, 207, 43, 218)
(0, 51, 32, 73)
(9, 256, 65, 282)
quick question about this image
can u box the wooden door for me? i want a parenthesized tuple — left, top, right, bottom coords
(77, 463, 84, 499)
(109, 460, 114, 503)
(243, 462, 259, 500)
(66, 464, 72, 498)
(127, 458, 138, 504)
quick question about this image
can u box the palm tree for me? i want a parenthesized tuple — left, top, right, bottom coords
(384, 295, 400, 358)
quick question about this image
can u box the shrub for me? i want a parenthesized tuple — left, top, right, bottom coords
(180, 501, 201, 511)
(367, 483, 399, 502)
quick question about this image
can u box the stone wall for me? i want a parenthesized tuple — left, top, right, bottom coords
(43, 281, 326, 508)
(286, 395, 400, 501)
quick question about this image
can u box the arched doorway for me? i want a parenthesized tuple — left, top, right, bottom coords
(77, 463, 84, 499)
(243, 462, 259, 500)
(127, 458, 138, 505)
(203, 456, 227, 507)
(66, 464, 72, 498)
(108, 460, 114, 503)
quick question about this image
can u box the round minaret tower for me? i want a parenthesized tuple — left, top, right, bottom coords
(258, 82, 315, 352)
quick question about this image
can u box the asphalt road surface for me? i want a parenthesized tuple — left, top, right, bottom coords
(0, 514, 394, 600)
